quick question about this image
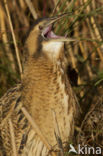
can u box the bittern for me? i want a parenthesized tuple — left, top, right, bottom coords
(0, 13, 78, 156)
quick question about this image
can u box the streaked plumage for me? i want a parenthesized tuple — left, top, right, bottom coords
(0, 14, 78, 156)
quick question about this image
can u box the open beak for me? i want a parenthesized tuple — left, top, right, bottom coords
(42, 13, 77, 42)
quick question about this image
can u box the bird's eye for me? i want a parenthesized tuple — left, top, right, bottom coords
(39, 25, 43, 30)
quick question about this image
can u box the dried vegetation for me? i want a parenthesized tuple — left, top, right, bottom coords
(0, 0, 103, 155)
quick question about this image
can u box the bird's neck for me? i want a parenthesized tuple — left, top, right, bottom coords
(21, 56, 67, 111)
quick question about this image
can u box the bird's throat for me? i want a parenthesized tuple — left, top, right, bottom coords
(43, 41, 64, 60)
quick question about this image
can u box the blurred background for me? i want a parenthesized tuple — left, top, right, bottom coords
(0, 0, 103, 154)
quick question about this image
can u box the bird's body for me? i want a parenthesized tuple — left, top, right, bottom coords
(0, 14, 77, 156)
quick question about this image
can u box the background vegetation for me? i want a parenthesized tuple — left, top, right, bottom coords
(0, 0, 103, 155)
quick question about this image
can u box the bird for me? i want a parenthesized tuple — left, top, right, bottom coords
(0, 13, 78, 156)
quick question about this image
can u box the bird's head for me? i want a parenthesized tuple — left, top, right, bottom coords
(24, 13, 76, 61)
